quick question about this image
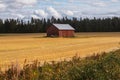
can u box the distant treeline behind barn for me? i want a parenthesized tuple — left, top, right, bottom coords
(0, 17, 120, 33)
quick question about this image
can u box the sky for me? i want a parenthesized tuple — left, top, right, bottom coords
(0, 0, 120, 19)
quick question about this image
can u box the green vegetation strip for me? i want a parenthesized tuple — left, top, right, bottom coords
(0, 49, 120, 80)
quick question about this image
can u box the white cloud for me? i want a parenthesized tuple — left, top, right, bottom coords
(0, 3, 6, 8)
(111, 0, 119, 2)
(63, 10, 74, 16)
(31, 15, 40, 19)
(34, 9, 48, 18)
(16, 14, 25, 19)
(0, 1, 6, 11)
(47, 6, 62, 18)
(11, 13, 25, 19)
(92, 2, 106, 7)
(0, 0, 120, 19)
(15, 0, 37, 5)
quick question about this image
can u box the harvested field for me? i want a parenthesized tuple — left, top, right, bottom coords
(0, 32, 120, 69)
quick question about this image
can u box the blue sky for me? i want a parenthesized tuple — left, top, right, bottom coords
(0, 0, 120, 19)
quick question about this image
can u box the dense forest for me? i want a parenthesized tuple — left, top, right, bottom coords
(0, 17, 120, 33)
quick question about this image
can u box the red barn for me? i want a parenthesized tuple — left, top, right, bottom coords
(47, 24, 75, 37)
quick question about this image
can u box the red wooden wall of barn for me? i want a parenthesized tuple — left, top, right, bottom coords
(47, 26, 59, 37)
(59, 30, 74, 37)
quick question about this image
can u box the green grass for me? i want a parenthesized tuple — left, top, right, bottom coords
(0, 49, 120, 80)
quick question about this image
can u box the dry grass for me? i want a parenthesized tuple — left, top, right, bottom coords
(0, 32, 120, 70)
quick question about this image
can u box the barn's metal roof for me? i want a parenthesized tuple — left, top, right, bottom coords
(53, 24, 75, 30)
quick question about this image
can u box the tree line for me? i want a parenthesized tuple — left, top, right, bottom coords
(0, 17, 120, 33)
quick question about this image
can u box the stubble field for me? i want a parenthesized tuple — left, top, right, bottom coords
(0, 32, 120, 69)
